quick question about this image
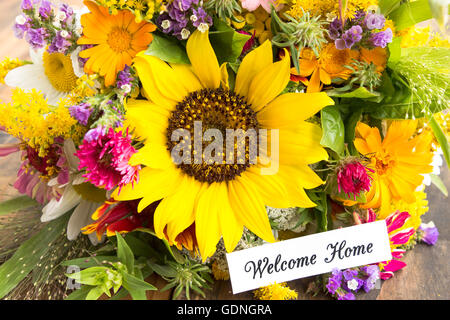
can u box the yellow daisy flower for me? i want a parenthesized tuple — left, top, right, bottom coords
(77, 0, 156, 87)
(114, 30, 334, 260)
(353, 121, 434, 218)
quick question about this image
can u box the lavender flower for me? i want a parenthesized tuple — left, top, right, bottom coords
(25, 27, 47, 49)
(337, 291, 355, 300)
(13, 15, 31, 38)
(47, 30, 72, 54)
(39, 0, 52, 20)
(58, 3, 74, 24)
(21, 0, 35, 11)
(328, 18, 342, 40)
(326, 277, 341, 295)
(70, 103, 92, 126)
(365, 13, 385, 30)
(116, 65, 134, 91)
(341, 25, 363, 49)
(343, 269, 358, 281)
(370, 28, 393, 48)
(419, 221, 439, 245)
(84, 126, 106, 143)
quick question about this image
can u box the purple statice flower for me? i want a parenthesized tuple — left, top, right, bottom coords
(340, 25, 363, 49)
(69, 103, 92, 126)
(351, 10, 366, 22)
(21, 0, 36, 11)
(158, 0, 212, 40)
(419, 222, 439, 245)
(13, 15, 31, 39)
(328, 18, 342, 40)
(47, 31, 72, 54)
(370, 28, 393, 48)
(360, 265, 380, 292)
(191, 7, 213, 29)
(326, 277, 341, 295)
(25, 27, 47, 49)
(58, 3, 74, 24)
(116, 65, 134, 91)
(364, 13, 385, 30)
(39, 0, 52, 20)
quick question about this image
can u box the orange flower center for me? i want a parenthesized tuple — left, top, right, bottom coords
(107, 27, 132, 53)
(374, 155, 395, 176)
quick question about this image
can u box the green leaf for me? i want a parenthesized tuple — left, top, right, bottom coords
(66, 266, 109, 286)
(145, 34, 189, 64)
(86, 286, 106, 300)
(428, 115, 450, 167)
(148, 262, 178, 278)
(61, 256, 118, 268)
(122, 272, 156, 300)
(135, 227, 185, 263)
(388, 0, 433, 30)
(64, 285, 92, 300)
(320, 106, 345, 155)
(0, 195, 39, 216)
(430, 174, 448, 197)
(209, 17, 250, 65)
(328, 87, 380, 99)
(0, 213, 70, 299)
(115, 232, 135, 274)
(344, 107, 363, 156)
(379, 0, 402, 15)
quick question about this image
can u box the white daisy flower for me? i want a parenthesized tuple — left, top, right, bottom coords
(41, 139, 104, 245)
(4, 47, 84, 105)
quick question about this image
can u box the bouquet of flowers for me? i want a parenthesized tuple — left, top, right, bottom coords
(0, 0, 448, 300)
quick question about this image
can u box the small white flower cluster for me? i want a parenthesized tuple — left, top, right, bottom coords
(266, 206, 306, 233)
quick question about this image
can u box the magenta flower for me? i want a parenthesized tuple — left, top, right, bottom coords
(76, 127, 140, 192)
(336, 160, 373, 199)
(355, 209, 415, 280)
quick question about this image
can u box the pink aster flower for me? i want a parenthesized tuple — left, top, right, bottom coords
(336, 160, 373, 199)
(354, 209, 415, 280)
(76, 127, 140, 192)
(240, 0, 282, 12)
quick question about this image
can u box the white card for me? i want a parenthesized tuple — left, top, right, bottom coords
(226, 220, 392, 294)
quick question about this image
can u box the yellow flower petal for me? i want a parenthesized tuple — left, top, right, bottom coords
(246, 50, 290, 111)
(228, 175, 275, 243)
(257, 92, 334, 128)
(186, 30, 221, 89)
(234, 40, 273, 98)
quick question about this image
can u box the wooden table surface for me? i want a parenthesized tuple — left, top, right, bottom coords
(0, 0, 449, 300)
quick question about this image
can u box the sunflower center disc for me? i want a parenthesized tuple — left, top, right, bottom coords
(166, 88, 259, 183)
(43, 52, 78, 93)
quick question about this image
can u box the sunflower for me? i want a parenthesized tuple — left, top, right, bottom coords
(296, 43, 359, 93)
(353, 121, 434, 218)
(114, 30, 334, 260)
(77, 1, 156, 87)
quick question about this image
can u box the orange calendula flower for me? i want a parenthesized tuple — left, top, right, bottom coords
(353, 121, 434, 217)
(77, 1, 156, 87)
(295, 43, 359, 93)
(359, 47, 388, 74)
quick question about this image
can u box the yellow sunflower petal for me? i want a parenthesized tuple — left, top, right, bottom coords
(154, 175, 199, 241)
(195, 183, 223, 261)
(257, 92, 334, 128)
(234, 40, 273, 98)
(186, 30, 221, 89)
(228, 175, 275, 243)
(216, 182, 243, 253)
(246, 50, 290, 111)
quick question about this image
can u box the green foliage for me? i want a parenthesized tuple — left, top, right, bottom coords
(149, 257, 213, 300)
(428, 115, 450, 167)
(320, 106, 345, 156)
(209, 17, 251, 65)
(0, 195, 39, 216)
(0, 213, 69, 299)
(145, 33, 189, 64)
(65, 232, 156, 300)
